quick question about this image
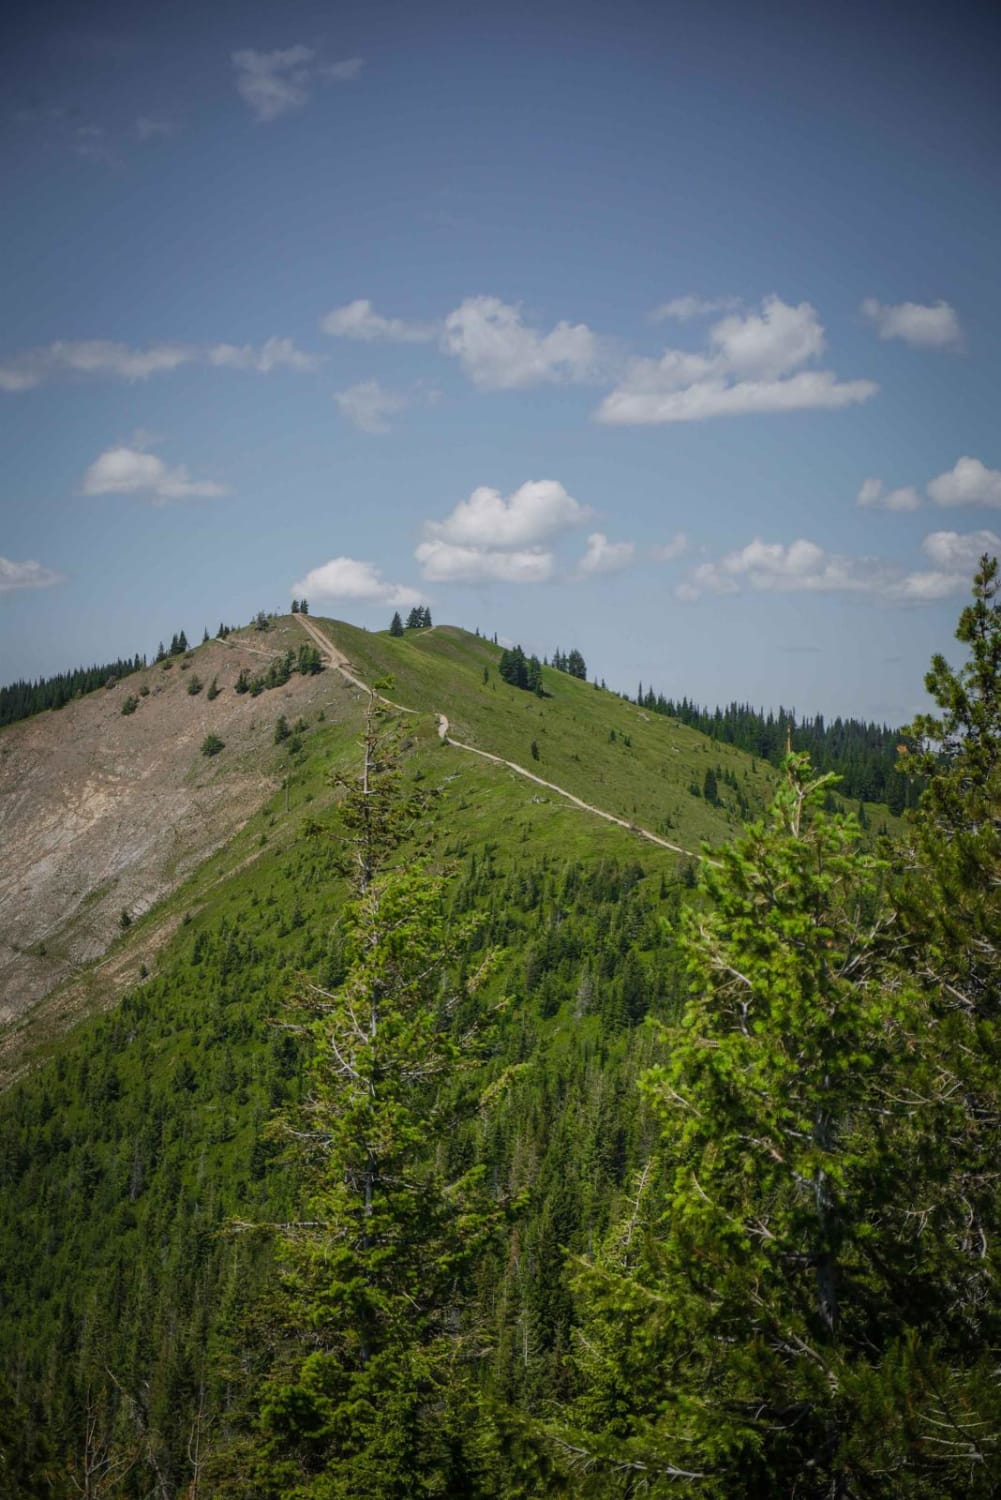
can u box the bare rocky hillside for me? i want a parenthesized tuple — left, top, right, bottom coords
(0, 626, 351, 1029)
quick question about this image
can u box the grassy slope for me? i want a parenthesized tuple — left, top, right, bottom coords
(1, 615, 898, 1083)
(311, 619, 781, 849)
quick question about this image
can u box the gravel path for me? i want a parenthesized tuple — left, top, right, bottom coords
(296, 618, 702, 862)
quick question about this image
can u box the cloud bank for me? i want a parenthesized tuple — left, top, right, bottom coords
(596, 296, 877, 424)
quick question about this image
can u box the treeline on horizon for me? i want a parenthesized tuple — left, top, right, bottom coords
(638, 690, 915, 809)
(2, 622, 914, 814)
(0, 656, 147, 728)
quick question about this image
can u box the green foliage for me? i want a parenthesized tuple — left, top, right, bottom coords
(207, 676, 221, 701)
(0, 654, 147, 728)
(389, 610, 404, 637)
(564, 730, 1001, 1494)
(120, 694, 139, 716)
(201, 733, 225, 757)
(187, 674, 204, 696)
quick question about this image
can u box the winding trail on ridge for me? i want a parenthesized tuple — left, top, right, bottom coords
(294, 615, 703, 862)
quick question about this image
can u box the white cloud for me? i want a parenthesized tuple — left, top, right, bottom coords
(0, 367, 42, 392)
(335, 379, 412, 433)
(597, 296, 877, 425)
(576, 532, 635, 578)
(293, 556, 423, 607)
(0, 555, 65, 593)
(0, 337, 320, 391)
(232, 47, 362, 121)
(82, 445, 229, 505)
(652, 531, 689, 562)
(320, 299, 437, 343)
(50, 340, 193, 378)
(861, 298, 962, 349)
(415, 539, 554, 584)
(441, 296, 602, 390)
(232, 45, 317, 122)
(676, 534, 982, 606)
(921, 529, 1001, 573)
(651, 295, 741, 322)
(856, 477, 922, 512)
(207, 337, 322, 373)
(425, 480, 589, 549)
(927, 456, 1001, 509)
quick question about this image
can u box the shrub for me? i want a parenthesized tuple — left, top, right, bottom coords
(201, 733, 225, 757)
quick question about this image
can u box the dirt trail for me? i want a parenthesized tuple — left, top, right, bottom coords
(297, 620, 701, 862)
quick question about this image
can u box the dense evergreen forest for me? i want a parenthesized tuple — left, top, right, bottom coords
(635, 691, 915, 810)
(0, 656, 147, 728)
(1, 560, 999, 1496)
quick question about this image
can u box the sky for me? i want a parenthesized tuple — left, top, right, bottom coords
(2, 0, 1000, 724)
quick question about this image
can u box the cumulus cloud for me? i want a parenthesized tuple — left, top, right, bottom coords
(921, 529, 1001, 573)
(424, 480, 589, 549)
(335, 379, 412, 433)
(82, 444, 229, 505)
(292, 556, 423, 607)
(0, 337, 320, 391)
(861, 298, 962, 350)
(927, 456, 1001, 509)
(321, 299, 437, 343)
(676, 534, 984, 605)
(441, 296, 602, 390)
(596, 296, 877, 424)
(651, 295, 741, 322)
(0, 555, 65, 592)
(415, 539, 554, 584)
(652, 531, 689, 562)
(576, 532, 635, 578)
(232, 46, 360, 122)
(856, 477, 922, 512)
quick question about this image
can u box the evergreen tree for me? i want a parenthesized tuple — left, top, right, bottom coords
(566, 649, 586, 681)
(248, 700, 509, 1496)
(406, 607, 422, 630)
(389, 611, 404, 637)
(299, 599, 309, 615)
(291, 599, 300, 614)
(562, 756, 995, 1495)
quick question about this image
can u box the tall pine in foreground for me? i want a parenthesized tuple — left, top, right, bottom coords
(557, 564, 1001, 1496)
(230, 697, 511, 1498)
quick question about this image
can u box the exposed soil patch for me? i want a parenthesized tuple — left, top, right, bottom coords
(0, 631, 350, 1030)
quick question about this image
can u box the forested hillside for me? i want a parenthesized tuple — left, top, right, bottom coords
(1, 564, 998, 1497)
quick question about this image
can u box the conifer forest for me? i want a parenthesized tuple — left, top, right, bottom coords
(0, 559, 998, 1497)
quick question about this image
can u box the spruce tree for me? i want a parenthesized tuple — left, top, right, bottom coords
(247, 698, 509, 1496)
(562, 757, 964, 1495)
(389, 611, 404, 637)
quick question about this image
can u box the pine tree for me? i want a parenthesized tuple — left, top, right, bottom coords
(248, 699, 510, 1496)
(291, 599, 300, 614)
(299, 599, 309, 615)
(562, 756, 968, 1495)
(389, 611, 404, 637)
(406, 607, 422, 630)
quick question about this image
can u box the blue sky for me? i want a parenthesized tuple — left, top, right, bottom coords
(2, 0, 1000, 723)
